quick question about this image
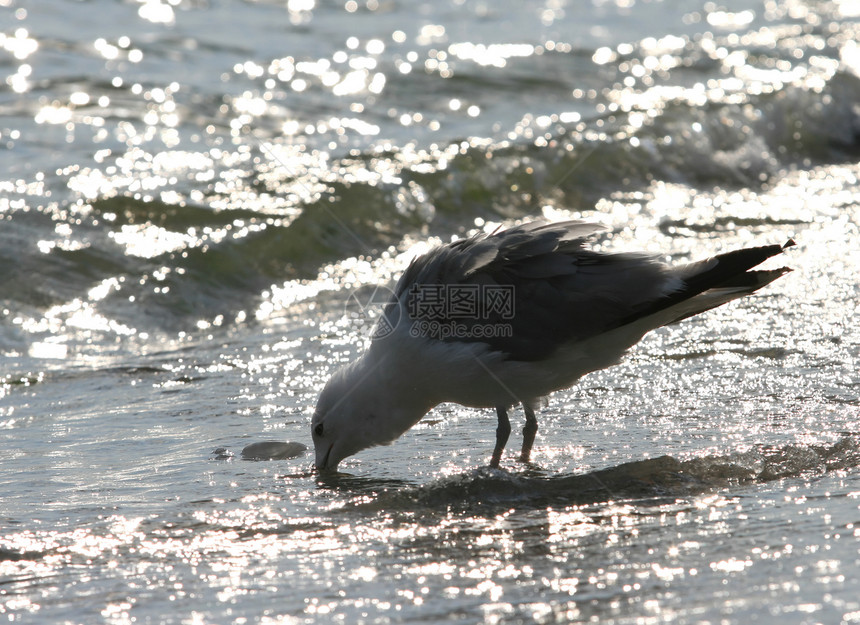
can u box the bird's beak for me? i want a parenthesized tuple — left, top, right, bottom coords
(315, 443, 334, 472)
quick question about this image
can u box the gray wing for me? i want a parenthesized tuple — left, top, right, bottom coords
(384, 220, 676, 361)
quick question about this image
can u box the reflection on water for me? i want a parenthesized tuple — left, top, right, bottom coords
(3, 440, 860, 622)
(2, 0, 860, 622)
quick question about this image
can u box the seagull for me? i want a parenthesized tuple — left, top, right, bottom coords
(312, 220, 793, 472)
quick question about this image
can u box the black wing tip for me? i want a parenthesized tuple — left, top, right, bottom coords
(783, 239, 796, 250)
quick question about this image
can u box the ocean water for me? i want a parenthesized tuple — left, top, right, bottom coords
(2, 0, 860, 623)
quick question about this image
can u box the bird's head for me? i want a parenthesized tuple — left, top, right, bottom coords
(311, 375, 378, 473)
(311, 356, 428, 472)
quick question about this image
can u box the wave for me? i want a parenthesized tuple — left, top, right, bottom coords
(4, 68, 858, 339)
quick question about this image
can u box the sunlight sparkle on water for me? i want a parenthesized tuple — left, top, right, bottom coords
(447, 43, 536, 68)
(110, 224, 196, 258)
(138, 0, 175, 24)
(2, 1, 859, 622)
(0, 28, 38, 59)
(35, 104, 73, 126)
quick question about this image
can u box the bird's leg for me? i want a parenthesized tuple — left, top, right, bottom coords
(490, 406, 510, 468)
(520, 404, 538, 463)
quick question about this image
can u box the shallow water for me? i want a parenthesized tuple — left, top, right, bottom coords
(2, 0, 860, 623)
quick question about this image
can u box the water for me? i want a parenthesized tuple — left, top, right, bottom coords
(2, 0, 859, 622)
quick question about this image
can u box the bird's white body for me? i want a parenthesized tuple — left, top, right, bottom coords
(312, 220, 792, 471)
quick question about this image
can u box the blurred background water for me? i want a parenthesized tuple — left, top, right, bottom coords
(1, 0, 859, 623)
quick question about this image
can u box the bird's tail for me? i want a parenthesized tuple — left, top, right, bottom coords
(624, 240, 795, 327)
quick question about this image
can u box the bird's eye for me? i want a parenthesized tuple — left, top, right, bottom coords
(313, 423, 324, 437)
